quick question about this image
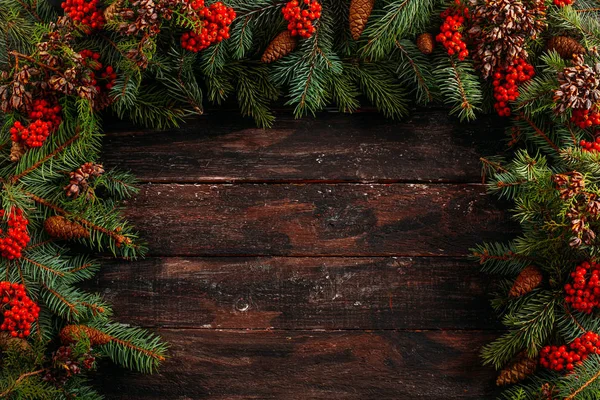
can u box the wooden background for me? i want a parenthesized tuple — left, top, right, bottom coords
(94, 110, 517, 399)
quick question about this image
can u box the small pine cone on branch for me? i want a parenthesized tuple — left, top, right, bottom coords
(509, 266, 543, 297)
(9, 141, 26, 162)
(496, 352, 537, 386)
(104, 0, 123, 23)
(349, 0, 375, 40)
(44, 216, 89, 240)
(64, 162, 105, 198)
(547, 36, 586, 59)
(554, 56, 600, 113)
(416, 33, 435, 55)
(0, 332, 31, 352)
(60, 325, 112, 346)
(261, 31, 298, 63)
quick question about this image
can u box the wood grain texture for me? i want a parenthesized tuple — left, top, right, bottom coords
(103, 111, 506, 184)
(124, 183, 516, 257)
(97, 111, 509, 398)
(94, 257, 498, 330)
(95, 329, 500, 400)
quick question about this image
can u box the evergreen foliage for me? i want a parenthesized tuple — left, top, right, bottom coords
(2, 0, 600, 398)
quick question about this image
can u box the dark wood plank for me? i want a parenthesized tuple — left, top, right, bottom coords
(95, 257, 498, 330)
(103, 111, 506, 184)
(124, 183, 516, 257)
(95, 329, 499, 400)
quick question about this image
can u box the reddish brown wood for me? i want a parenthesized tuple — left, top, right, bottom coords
(96, 112, 509, 398)
(103, 111, 506, 184)
(124, 183, 516, 257)
(95, 329, 499, 399)
(94, 256, 498, 330)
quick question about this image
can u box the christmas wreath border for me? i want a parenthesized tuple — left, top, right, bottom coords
(2, 0, 600, 398)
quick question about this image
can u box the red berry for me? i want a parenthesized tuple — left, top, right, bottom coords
(0, 281, 38, 338)
(553, 0, 575, 6)
(61, 0, 105, 32)
(492, 58, 535, 117)
(281, 0, 320, 38)
(437, 6, 469, 60)
(180, 1, 236, 52)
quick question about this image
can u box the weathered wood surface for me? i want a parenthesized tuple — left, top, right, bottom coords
(124, 183, 516, 257)
(98, 112, 511, 399)
(103, 111, 506, 183)
(95, 257, 499, 330)
(96, 330, 499, 400)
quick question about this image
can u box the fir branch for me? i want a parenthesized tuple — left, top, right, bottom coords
(0, 369, 44, 398)
(433, 55, 482, 122)
(360, 0, 436, 60)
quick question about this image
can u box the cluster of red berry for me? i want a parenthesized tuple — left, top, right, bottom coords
(0, 282, 39, 338)
(282, 0, 322, 39)
(180, 1, 236, 52)
(564, 261, 600, 313)
(10, 98, 63, 148)
(553, 0, 575, 6)
(580, 137, 600, 152)
(80, 50, 117, 93)
(436, 1, 469, 61)
(28, 99, 63, 130)
(491, 58, 535, 117)
(0, 209, 30, 260)
(61, 0, 106, 32)
(540, 332, 600, 372)
(571, 108, 600, 129)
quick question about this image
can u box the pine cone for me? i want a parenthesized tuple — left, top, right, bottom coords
(44, 216, 89, 240)
(104, 0, 123, 23)
(349, 0, 375, 40)
(469, 0, 547, 78)
(509, 266, 543, 298)
(64, 162, 105, 198)
(553, 171, 585, 200)
(261, 31, 297, 63)
(9, 141, 26, 162)
(416, 33, 435, 55)
(496, 353, 537, 386)
(554, 57, 600, 113)
(60, 325, 112, 346)
(0, 332, 31, 352)
(547, 36, 586, 59)
(80, 162, 105, 177)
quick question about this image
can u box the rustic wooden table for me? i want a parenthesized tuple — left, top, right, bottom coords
(93, 110, 516, 399)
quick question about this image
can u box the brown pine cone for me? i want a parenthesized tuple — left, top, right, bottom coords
(104, 0, 123, 22)
(9, 141, 26, 162)
(0, 332, 31, 352)
(261, 31, 298, 63)
(509, 266, 543, 298)
(80, 162, 105, 177)
(554, 56, 600, 113)
(547, 36, 586, 59)
(44, 216, 89, 240)
(416, 33, 435, 55)
(496, 353, 537, 386)
(60, 325, 112, 346)
(349, 0, 375, 40)
(64, 162, 105, 198)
